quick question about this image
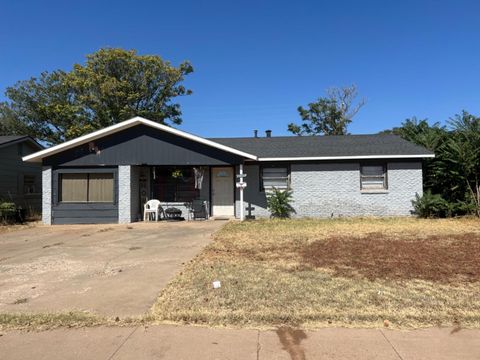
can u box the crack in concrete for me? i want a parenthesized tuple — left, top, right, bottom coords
(107, 326, 139, 360)
(379, 329, 404, 360)
(256, 330, 261, 360)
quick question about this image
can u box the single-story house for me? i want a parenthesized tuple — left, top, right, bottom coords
(22, 117, 434, 225)
(0, 136, 43, 216)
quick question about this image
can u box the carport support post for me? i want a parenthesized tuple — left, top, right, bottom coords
(42, 166, 52, 225)
(239, 164, 244, 221)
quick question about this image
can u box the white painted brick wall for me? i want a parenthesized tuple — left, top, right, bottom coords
(236, 162, 423, 218)
(42, 166, 52, 225)
(118, 165, 131, 223)
(290, 162, 423, 217)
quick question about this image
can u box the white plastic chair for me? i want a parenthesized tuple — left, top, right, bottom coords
(143, 199, 163, 221)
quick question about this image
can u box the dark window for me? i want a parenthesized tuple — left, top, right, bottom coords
(260, 165, 290, 191)
(59, 173, 114, 202)
(152, 167, 198, 202)
(23, 175, 37, 194)
(360, 164, 387, 190)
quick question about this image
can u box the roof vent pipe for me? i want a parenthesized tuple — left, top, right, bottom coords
(253, 130, 258, 138)
(265, 130, 272, 138)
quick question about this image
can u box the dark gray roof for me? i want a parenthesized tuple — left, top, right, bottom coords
(0, 136, 27, 145)
(209, 134, 434, 158)
(0, 136, 43, 149)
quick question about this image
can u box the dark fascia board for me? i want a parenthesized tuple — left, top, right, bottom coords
(0, 136, 44, 150)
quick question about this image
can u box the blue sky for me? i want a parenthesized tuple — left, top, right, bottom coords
(1, 0, 479, 137)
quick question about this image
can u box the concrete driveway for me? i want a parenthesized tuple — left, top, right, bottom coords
(0, 221, 224, 317)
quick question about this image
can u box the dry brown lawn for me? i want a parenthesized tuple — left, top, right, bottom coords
(152, 217, 480, 329)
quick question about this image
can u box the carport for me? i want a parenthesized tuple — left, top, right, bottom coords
(23, 117, 255, 224)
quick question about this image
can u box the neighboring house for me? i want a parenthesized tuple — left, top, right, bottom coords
(0, 136, 43, 215)
(23, 117, 434, 225)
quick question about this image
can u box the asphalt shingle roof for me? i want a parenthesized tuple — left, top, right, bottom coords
(209, 134, 434, 158)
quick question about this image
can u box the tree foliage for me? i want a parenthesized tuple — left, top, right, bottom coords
(440, 112, 480, 216)
(0, 48, 193, 145)
(0, 103, 27, 136)
(288, 84, 365, 136)
(385, 112, 480, 217)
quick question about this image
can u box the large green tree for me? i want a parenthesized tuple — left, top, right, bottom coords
(0, 48, 193, 145)
(439, 112, 480, 216)
(383, 112, 480, 217)
(0, 103, 27, 135)
(288, 85, 366, 136)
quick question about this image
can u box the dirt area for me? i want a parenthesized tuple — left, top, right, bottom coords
(0, 221, 223, 319)
(152, 217, 480, 329)
(303, 232, 480, 283)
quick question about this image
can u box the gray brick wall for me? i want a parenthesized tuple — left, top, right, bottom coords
(236, 162, 423, 218)
(118, 165, 131, 223)
(42, 166, 52, 225)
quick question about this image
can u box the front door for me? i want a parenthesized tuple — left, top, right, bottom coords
(211, 167, 234, 217)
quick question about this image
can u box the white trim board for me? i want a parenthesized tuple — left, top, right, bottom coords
(22, 117, 258, 162)
(254, 154, 435, 161)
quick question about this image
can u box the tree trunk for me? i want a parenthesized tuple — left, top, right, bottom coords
(466, 178, 480, 217)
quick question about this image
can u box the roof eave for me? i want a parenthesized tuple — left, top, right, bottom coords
(253, 154, 435, 161)
(0, 136, 43, 151)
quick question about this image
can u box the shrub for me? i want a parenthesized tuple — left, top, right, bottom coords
(444, 195, 477, 217)
(0, 202, 17, 223)
(266, 188, 295, 218)
(411, 191, 450, 218)
(412, 191, 476, 218)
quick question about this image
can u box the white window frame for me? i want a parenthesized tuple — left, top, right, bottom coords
(260, 165, 290, 191)
(360, 163, 388, 190)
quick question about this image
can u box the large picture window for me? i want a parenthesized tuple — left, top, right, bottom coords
(60, 173, 114, 203)
(261, 166, 289, 191)
(360, 164, 387, 190)
(152, 167, 198, 202)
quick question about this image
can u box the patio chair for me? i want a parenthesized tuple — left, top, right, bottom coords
(143, 199, 164, 221)
(189, 199, 208, 220)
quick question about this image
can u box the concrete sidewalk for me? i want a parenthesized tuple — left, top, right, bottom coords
(1, 325, 479, 359)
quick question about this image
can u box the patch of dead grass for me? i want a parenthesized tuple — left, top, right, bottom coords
(0, 312, 150, 331)
(0, 312, 103, 331)
(303, 232, 480, 283)
(0, 222, 38, 234)
(152, 217, 480, 329)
